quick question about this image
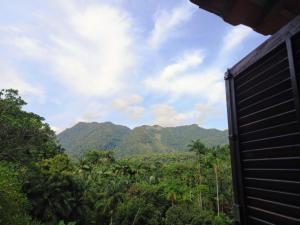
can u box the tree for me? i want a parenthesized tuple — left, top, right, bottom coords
(113, 198, 162, 225)
(80, 149, 115, 168)
(0, 89, 60, 164)
(187, 139, 207, 160)
(23, 154, 87, 224)
(214, 163, 220, 216)
(0, 88, 233, 224)
(201, 145, 232, 214)
(188, 139, 207, 209)
(0, 162, 44, 225)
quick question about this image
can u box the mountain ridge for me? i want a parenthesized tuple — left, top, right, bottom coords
(57, 122, 228, 158)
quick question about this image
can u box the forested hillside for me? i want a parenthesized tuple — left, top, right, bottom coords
(58, 122, 228, 158)
(57, 122, 131, 158)
(0, 89, 232, 225)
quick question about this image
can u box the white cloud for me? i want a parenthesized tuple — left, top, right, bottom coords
(0, 0, 256, 130)
(145, 24, 253, 105)
(151, 104, 192, 127)
(113, 95, 144, 120)
(0, 26, 23, 33)
(144, 50, 225, 103)
(77, 103, 108, 122)
(0, 63, 44, 98)
(160, 51, 204, 80)
(194, 103, 216, 124)
(51, 125, 64, 134)
(148, 3, 194, 48)
(2, 2, 136, 97)
(144, 24, 253, 127)
(151, 103, 216, 127)
(222, 25, 252, 53)
(75, 94, 145, 124)
(51, 4, 136, 97)
(5, 36, 46, 58)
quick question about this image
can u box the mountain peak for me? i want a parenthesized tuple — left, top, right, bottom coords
(75, 121, 113, 126)
(57, 121, 228, 159)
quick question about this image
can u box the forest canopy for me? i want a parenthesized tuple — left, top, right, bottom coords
(0, 89, 233, 225)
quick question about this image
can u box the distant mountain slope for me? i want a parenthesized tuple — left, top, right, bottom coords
(114, 125, 174, 158)
(57, 122, 228, 158)
(161, 124, 228, 151)
(57, 122, 131, 158)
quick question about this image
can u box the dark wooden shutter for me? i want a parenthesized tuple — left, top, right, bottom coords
(226, 15, 300, 225)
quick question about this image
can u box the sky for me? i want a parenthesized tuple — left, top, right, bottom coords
(0, 0, 268, 133)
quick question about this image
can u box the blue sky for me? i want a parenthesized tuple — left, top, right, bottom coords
(0, 0, 268, 133)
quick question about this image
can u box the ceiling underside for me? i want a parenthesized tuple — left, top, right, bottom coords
(190, 0, 300, 35)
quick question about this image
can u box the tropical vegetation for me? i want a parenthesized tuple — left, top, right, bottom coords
(0, 89, 233, 225)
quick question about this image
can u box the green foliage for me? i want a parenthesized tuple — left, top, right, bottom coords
(80, 149, 115, 166)
(57, 122, 131, 158)
(165, 204, 231, 225)
(57, 122, 228, 159)
(113, 198, 162, 225)
(114, 125, 174, 158)
(160, 125, 228, 151)
(0, 89, 60, 164)
(0, 90, 233, 225)
(0, 162, 43, 225)
(58, 220, 77, 225)
(188, 139, 207, 159)
(165, 204, 201, 225)
(23, 154, 87, 224)
(76, 148, 232, 225)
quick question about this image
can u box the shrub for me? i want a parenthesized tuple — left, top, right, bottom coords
(0, 161, 42, 225)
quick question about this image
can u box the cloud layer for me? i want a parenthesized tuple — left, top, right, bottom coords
(113, 95, 145, 120)
(148, 3, 194, 48)
(2, 2, 136, 97)
(0, 0, 264, 131)
(0, 63, 44, 98)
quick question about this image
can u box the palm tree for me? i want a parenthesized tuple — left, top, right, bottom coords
(214, 162, 220, 216)
(211, 146, 223, 215)
(187, 139, 207, 210)
(187, 139, 206, 161)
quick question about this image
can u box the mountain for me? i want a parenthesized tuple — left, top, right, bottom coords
(57, 122, 228, 158)
(114, 125, 174, 158)
(57, 122, 131, 158)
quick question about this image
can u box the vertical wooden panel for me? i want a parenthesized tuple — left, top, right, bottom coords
(225, 71, 246, 224)
(226, 15, 300, 225)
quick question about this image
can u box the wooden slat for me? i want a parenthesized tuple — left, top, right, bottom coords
(235, 44, 287, 86)
(244, 177, 300, 194)
(240, 132, 300, 150)
(245, 187, 300, 207)
(247, 196, 300, 219)
(247, 206, 300, 225)
(243, 157, 300, 169)
(237, 65, 289, 102)
(240, 121, 299, 142)
(244, 169, 300, 181)
(239, 110, 297, 134)
(239, 100, 295, 126)
(242, 144, 300, 159)
(239, 88, 293, 117)
(227, 17, 300, 224)
(248, 216, 275, 225)
(238, 78, 292, 109)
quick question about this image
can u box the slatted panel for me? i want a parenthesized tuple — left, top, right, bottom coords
(294, 32, 300, 92)
(228, 31, 300, 224)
